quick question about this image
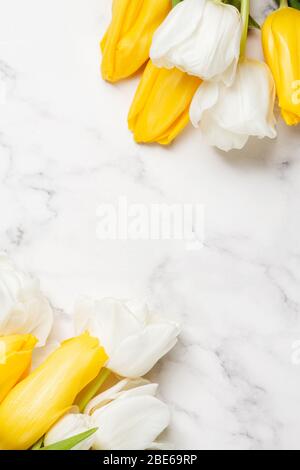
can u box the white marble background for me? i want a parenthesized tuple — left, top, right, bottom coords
(1, 0, 300, 450)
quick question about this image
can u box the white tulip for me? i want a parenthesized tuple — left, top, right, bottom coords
(32, 310, 74, 368)
(190, 59, 277, 151)
(85, 379, 171, 450)
(0, 255, 53, 346)
(150, 0, 242, 86)
(84, 377, 153, 415)
(44, 412, 96, 450)
(74, 298, 180, 377)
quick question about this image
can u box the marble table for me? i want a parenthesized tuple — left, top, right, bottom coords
(1, 0, 300, 450)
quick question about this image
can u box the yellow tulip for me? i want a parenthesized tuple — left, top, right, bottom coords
(128, 60, 202, 145)
(262, 6, 300, 126)
(101, 0, 171, 83)
(0, 335, 37, 404)
(0, 333, 108, 450)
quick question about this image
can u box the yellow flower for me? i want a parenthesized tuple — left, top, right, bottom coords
(101, 0, 171, 83)
(0, 333, 108, 450)
(262, 6, 300, 126)
(128, 61, 202, 145)
(0, 335, 37, 404)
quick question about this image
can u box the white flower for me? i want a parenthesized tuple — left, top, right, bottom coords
(0, 255, 53, 346)
(44, 412, 96, 450)
(150, 0, 242, 86)
(85, 379, 171, 450)
(74, 298, 180, 378)
(190, 59, 277, 151)
(32, 310, 74, 368)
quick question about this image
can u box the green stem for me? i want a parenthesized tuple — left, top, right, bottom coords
(77, 368, 111, 413)
(31, 437, 44, 450)
(280, 0, 288, 7)
(240, 0, 250, 58)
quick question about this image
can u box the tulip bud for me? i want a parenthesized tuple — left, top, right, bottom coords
(127, 60, 201, 145)
(262, 6, 300, 125)
(150, 0, 242, 86)
(75, 298, 180, 377)
(190, 59, 277, 151)
(0, 334, 37, 403)
(85, 379, 170, 450)
(0, 333, 108, 450)
(101, 0, 171, 83)
(0, 255, 53, 347)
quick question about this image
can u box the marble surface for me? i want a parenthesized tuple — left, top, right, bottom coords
(1, 0, 300, 450)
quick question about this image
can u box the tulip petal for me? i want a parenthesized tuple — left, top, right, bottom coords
(84, 378, 149, 415)
(190, 59, 277, 151)
(150, 0, 242, 85)
(128, 60, 201, 145)
(0, 333, 107, 450)
(201, 115, 249, 152)
(92, 396, 170, 450)
(150, 0, 205, 65)
(0, 256, 53, 347)
(262, 7, 300, 126)
(101, 0, 171, 82)
(213, 60, 277, 138)
(148, 441, 174, 450)
(75, 298, 141, 356)
(75, 298, 180, 377)
(0, 334, 37, 403)
(85, 379, 158, 415)
(190, 82, 219, 128)
(109, 323, 179, 377)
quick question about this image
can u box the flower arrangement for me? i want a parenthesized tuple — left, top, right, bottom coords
(101, 0, 300, 151)
(0, 256, 180, 450)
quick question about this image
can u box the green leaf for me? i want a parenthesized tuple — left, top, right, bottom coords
(172, 0, 183, 6)
(273, 0, 300, 8)
(76, 368, 111, 413)
(224, 0, 261, 28)
(37, 428, 98, 451)
(248, 16, 261, 30)
(289, 0, 300, 10)
(31, 437, 44, 450)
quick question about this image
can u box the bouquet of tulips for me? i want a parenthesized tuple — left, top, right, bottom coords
(101, 0, 300, 151)
(0, 256, 180, 450)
